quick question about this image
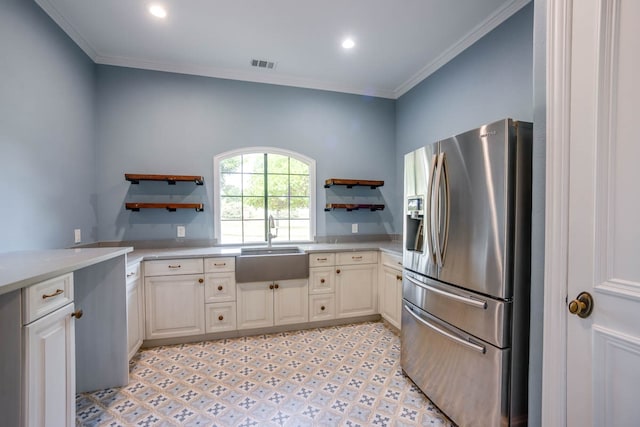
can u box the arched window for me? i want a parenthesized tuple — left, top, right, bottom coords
(213, 147, 316, 244)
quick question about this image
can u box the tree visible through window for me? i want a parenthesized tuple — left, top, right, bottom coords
(216, 149, 314, 244)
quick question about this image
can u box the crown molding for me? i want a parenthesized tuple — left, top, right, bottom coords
(393, 0, 532, 98)
(35, 0, 99, 61)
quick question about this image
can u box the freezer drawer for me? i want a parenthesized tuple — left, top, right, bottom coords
(403, 271, 511, 348)
(401, 301, 509, 427)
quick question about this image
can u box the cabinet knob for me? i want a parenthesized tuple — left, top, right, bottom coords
(198, 278, 204, 283)
(274, 283, 279, 289)
(320, 279, 325, 283)
(218, 315, 224, 321)
(71, 309, 83, 319)
(218, 285, 223, 291)
(321, 305, 326, 311)
(336, 269, 341, 274)
(396, 275, 402, 281)
(269, 284, 274, 290)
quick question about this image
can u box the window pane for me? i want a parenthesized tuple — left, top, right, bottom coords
(243, 174, 264, 197)
(267, 154, 289, 174)
(267, 174, 289, 196)
(290, 175, 309, 196)
(220, 156, 241, 173)
(290, 220, 310, 241)
(220, 196, 242, 219)
(290, 197, 309, 219)
(243, 153, 264, 173)
(268, 197, 289, 216)
(243, 197, 264, 219)
(290, 158, 309, 175)
(220, 173, 242, 196)
(220, 220, 243, 244)
(244, 220, 266, 243)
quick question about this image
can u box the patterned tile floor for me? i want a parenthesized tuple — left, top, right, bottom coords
(76, 321, 453, 426)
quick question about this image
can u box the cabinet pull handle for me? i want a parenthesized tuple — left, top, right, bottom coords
(126, 272, 135, 278)
(320, 279, 325, 283)
(396, 275, 403, 281)
(397, 261, 403, 266)
(71, 309, 83, 319)
(274, 284, 279, 289)
(321, 305, 326, 311)
(198, 278, 204, 283)
(168, 264, 181, 269)
(218, 285, 223, 291)
(269, 284, 274, 290)
(214, 263, 226, 266)
(316, 257, 327, 261)
(218, 315, 224, 321)
(42, 289, 64, 299)
(336, 269, 341, 274)
(352, 256, 363, 260)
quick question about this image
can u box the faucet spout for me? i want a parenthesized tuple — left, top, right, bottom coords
(267, 214, 277, 247)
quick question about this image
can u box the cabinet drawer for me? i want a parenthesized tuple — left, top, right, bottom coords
(144, 258, 203, 276)
(309, 253, 335, 267)
(336, 251, 377, 265)
(205, 302, 237, 333)
(205, 272, 236, 303)
(126, 262, 141, 283)
(309, 267, 335, 294)
(381, 252, 403, 270)
(23, 273, 74, 324)
(309, 294, 335, 321)
(204, 257, 235, 273)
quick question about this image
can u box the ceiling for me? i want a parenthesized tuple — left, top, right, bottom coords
(35, 0, 530, 99)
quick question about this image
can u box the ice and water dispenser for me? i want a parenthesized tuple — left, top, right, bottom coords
(405, 196, 424, 252)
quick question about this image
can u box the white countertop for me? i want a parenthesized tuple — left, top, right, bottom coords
(127, 241, 402, 265)
(0, 247, 132, 296)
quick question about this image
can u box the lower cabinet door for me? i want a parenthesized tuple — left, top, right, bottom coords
(144, 274, 205, 339)
(381, 266, 402, 329)
(205, 302, 237, 333)
(274, 279, 308, 325)
(237, 282, 274, 329)
(336, 264, 378, 318)
(126, 278, 143, 359)
(23, 303, 75, 427)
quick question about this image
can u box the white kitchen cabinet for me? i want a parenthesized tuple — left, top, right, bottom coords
(237, 279, 308, 329)
(126, 262, 144, 360)
(309, 293, 336, 321)
(335, 252, 378, 318)
(204, 257, 236, 332)
(205, 302, 237, 333)
(22, 274, 76, 427)
(144, 274, 205, 339)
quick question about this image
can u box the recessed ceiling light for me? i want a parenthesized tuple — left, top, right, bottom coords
(341, 38, 355, 49)
(149, 4, 167, 19)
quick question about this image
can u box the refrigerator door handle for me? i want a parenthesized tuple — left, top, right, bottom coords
(425, 154, 438, 261)
(404, 304, 486, 354)
(405, 274, 488, 309)
(432, 152, 449, 267)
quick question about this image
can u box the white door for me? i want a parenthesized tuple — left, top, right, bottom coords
(273, 279, 308, 325)
(547, 0, 640, 425)
(236, 281, 274, 329)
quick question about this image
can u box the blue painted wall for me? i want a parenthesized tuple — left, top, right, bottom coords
(395, 3, 534, 233)
(94, 67, 396, 243)
(0, 0, 97, 252)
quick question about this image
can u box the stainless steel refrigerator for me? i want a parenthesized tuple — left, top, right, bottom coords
(401, 118, 532, 427)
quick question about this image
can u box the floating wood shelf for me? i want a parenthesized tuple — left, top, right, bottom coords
(125, 203, 204, 212)
(324, 203, 385, 212)
(125, 174, 204, 185)
(324, 178, 384, 189)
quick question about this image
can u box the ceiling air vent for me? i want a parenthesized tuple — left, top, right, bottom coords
(251, 59, 276, 70)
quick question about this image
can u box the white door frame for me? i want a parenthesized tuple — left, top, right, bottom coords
(541, 0, 572, 424)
